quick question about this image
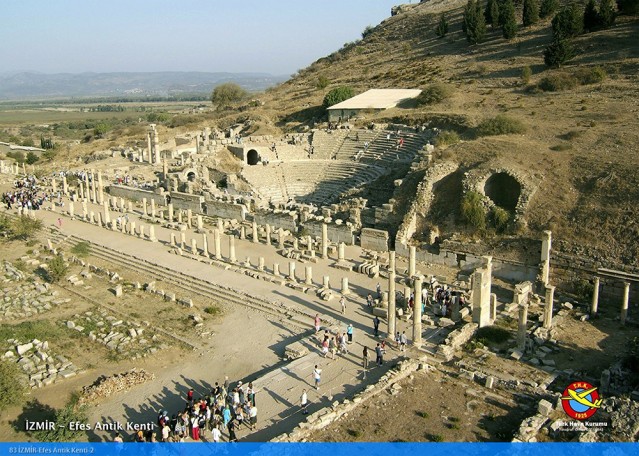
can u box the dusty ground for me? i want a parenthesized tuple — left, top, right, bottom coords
(310, 368, 530, 442)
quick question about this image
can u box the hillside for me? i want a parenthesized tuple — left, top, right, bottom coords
(244, 0, 639, 267)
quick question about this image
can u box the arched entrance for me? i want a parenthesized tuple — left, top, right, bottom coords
(187, 172, 196, 182)
(247, 149, 260, 165)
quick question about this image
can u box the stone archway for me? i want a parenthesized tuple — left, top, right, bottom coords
(187, 171, 196, 182)
(247, 149, 260, 165)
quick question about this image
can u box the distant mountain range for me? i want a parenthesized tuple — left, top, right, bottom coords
(0, 71, 289, 100)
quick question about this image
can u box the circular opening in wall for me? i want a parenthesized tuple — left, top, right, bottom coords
(484, 172, 521, 211)
(247, 149, 260, 165)
(187, 172, 196, 182)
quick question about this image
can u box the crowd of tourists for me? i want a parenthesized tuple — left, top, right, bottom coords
(2, 176, 51, 211)
(116, 377, 258, 443)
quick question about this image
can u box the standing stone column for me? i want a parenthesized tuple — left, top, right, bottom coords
(543, 286, 555, 329)
(273, 263, 280, 276)
(191, 238, 198, 255)
(186, 209, 192, 229)
(278, 229, 285, 249)
(129, 222, 136, 236)
(413, 276, 423, 347)
(96, 212, 102, 227)
(388, 251, 397, 337)
(229, 235, 236, 263)
(139, 225, 145, 239)
(591, 276, 600, 316)
(78, 183, 85, 200)
(252, 221, 259, 243)
(472, 256, 492, 328)
(97, 171, 104, 204)
(451, 295, 461, 321)
(341, 277, 349, 295)
(62, 176, 68, 195)
(214, 229, 222, 260)
(338, 242, 345, 261)
(81, 201, 88, 219)
(147, 131, 152, 163)
(170, 233, 176, 247)
(68, 202, 75, 218)
(180, 232, 186, 249)
(168, 203, 174, 223)
(517, 303, 529, 351)
(52, 178, 57, 193)
(149, 226, 157, 242)
(408, 246, 416, 277)
(142, 198, 148, 216)
(202, 234, 209, 257)
(288, 262, 296, 282)
(321, 223, 328, 259)
(239, 226, 246, 240)
(217, 218, 224, 234)
(621, 282, 630, 326)
(540, 231, 552, 287)
(265, 224, 272, 245)
(197, 215, 203, 231)
(305, 266, 313, 285)
(490, 293, 497, 324)
(103, 203, 111, 225)
(323, 276, 330, 289)
(153, 127, 160, 164)
(151, 199, 156, 218)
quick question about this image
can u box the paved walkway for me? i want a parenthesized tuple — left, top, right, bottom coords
(5, 194, 448, 441)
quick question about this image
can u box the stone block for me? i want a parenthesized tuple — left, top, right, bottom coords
(16, 343, 33, 355)
(509, 350, 523, 361)
(485, 376, 495, 389)
(538, 399, 553, 416)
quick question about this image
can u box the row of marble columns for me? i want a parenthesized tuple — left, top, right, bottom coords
(591, 277, 632, 325)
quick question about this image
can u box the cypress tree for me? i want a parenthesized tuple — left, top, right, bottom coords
(599, 0, 617, 27)
(584, 0, 600, 31)
(552, 4, 584, 39)
(523, 0, 540, 26)
(544, 38, 575, 67)
(540, 0, 559, 18)
(463, 0, 487, 44)
(485, 0, 499, 25)
(436, 13, 449, 38)
(500, 0, 518, 38)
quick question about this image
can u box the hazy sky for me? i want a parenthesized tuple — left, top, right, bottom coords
(2, 0, 403, 75)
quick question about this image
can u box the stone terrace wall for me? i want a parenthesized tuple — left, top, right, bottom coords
(107, 185, 167, 206)
(169, 191, 204, 213)
(254, 209, 298, 232)
(303, 220, 355, 245)
(360, 228, 389, 252)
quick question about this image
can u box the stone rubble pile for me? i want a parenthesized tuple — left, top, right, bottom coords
(2, 338, 79, 388)
(68, 309, 166, 359)
(1, 262, 69, 321)
(78, 369, 155, 405)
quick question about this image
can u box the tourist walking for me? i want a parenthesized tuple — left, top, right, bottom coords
(347, 324, 353, 343)
(301, 389, 309, 414)
(340, 296, 346, 315)
(211, 425, 221, 442)
(373, 316, 380, 337)
(375, 343, 384, 366)
(362, 346, 369, 374)
(400, 331, 407, 352)
(312, 365, 322, 390)
(314, 314, 321, 333)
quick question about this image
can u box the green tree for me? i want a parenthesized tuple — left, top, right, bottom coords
(552, 4, 584, 38)
(491, 206, 511, 232)
(617, 0, 639, 14)
(210, 82, 248, 107)
(521, 66, 533, 84)
(523, 0, 540, 26)
(584, 0, 601, 30)
(93, 123, 110, 139)
(436, 13, 449, 37)
(463, 0, 487, 44)
(599, 0, 617, 27)
(485, 0, 500, 26)
(540, 0, 559, 18)
(544, 38, 576, 67)
(362, 25, 374, 39)
(500, 0, 518, 38)
(46, 255, 68, 283)
(460, 191, 486, 230)
(25, 152, 39, 165)
(10, 215, 42, 241)
(322, 86, 355, 109)
(0, 360, 26, 415)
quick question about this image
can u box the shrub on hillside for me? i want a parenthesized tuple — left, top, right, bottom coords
(491, 206, 511, 232)
(523, 0, 540, 26)
(573, 66, 607, 84)
(434, 130, 460, 146)
(210, 83, 248, 107)
(46, 255, 68, 284)
(416, 84, 454, 105)
(33, 402, 88, 442)
(322, 86, 355, 109)
(9, 216, 42, 241)
(599, 0, 617, 27)
(316, 75, 330, 89)
(26, 152, 39, 165)
(538, 72, 578, 91)
(521, 66, 533, 84)
(460, 192, 486, 230)
(476, 115, 526, 136)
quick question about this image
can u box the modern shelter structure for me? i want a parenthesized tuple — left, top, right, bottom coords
(327, 89, 422, 122)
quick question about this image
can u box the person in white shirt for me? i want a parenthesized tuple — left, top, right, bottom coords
(301, 389, 309, 414)
(211, 425, 221, 442)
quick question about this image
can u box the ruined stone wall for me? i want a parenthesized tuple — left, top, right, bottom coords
(169, 191, 204, 213)
(360, 228, 389, 251)
(254, 210, 298, 232)
(204, 199, 247, 221)
(107, 185, 167, 206)
(303, 220, 355, 245)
